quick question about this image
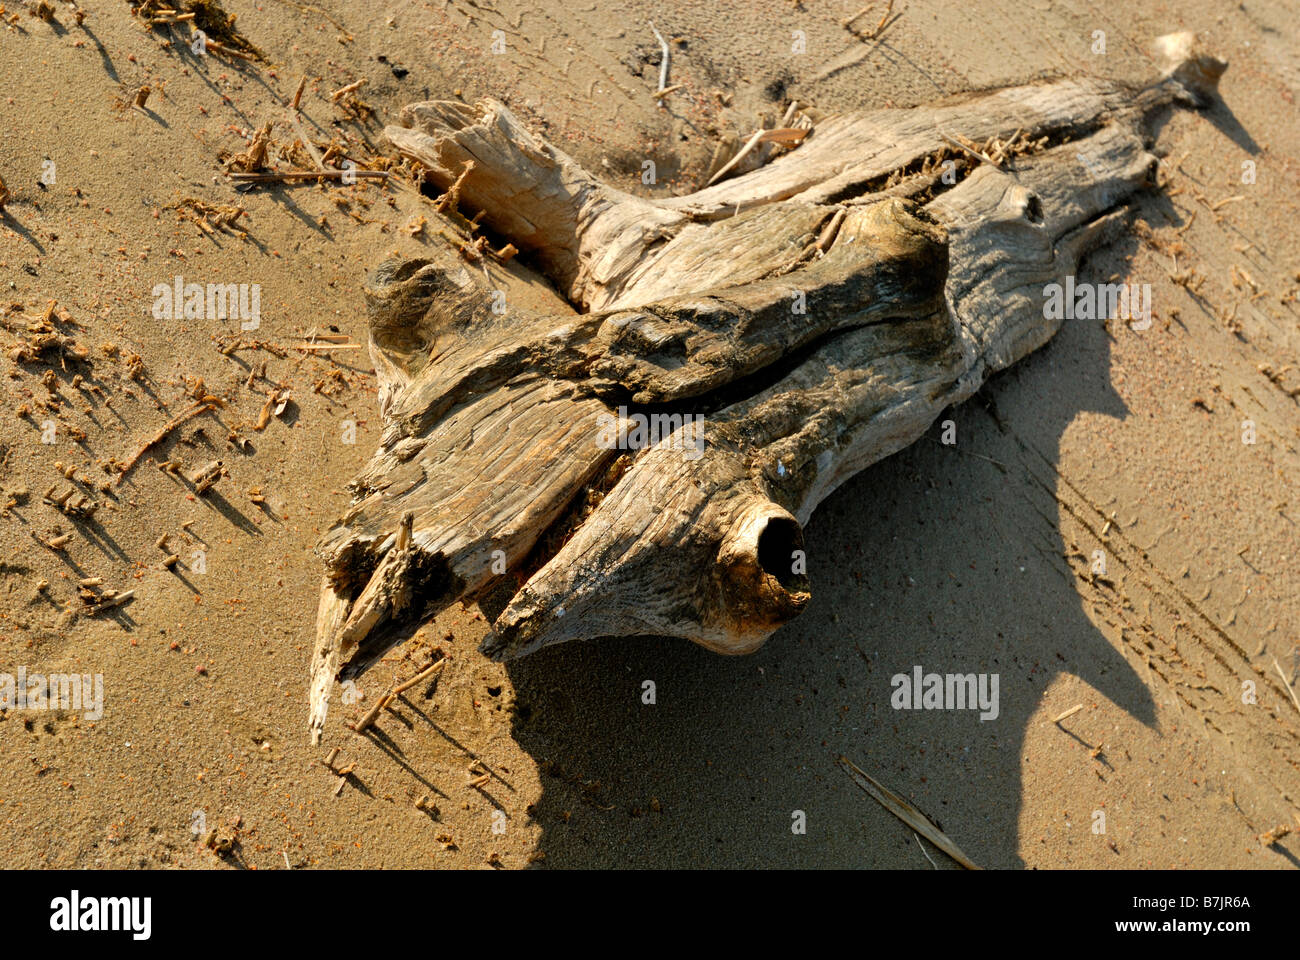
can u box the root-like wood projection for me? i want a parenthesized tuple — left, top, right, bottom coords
(307, 34, 1226, 740)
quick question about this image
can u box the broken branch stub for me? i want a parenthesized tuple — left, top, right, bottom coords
(307, 34, 1226, 739)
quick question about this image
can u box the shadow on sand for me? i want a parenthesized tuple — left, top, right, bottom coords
(500, 221, 1159, 869)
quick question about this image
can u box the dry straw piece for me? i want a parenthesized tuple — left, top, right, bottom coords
(1273, 658, 1300, 716)
(393, 657, 447, 695)
(1051, 703, 1085, 724)
(350, 692, 393, 733)
(838, 756, 981, 870)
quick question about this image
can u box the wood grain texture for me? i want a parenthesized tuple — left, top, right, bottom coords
(307, 33, 1226, 739)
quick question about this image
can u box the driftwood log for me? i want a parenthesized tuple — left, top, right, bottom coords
(308, 34, 1226, 740)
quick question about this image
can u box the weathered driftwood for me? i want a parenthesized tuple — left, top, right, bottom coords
(308, 34, 1225, 739)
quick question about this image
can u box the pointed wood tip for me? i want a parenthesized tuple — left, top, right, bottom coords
(1153, 32, 1226, 105)
(482, 496, 812, 660)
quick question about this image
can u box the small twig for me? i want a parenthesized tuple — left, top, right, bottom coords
(814, 207, 846, 253)
(188, 460, 223, 494)
(329, 77, 366, 101)
(86, 590, 135, 615)
(841, 4, 873, 28)
(350, 692, 394, 733)
(188, 25, 256, 62)
(1259, 824, 1291, 847)
(648, 21, 670, 104)
(706, 127, 767, 187)
(393, 658, 447, 695)
(304, 333, 352, 344)
(117, 400, 220, 484)
(1052, 703, 1085, 724)
(208, 39, 256, 61)
(940, 132, 1000, 169)
(349, 653, 448, 734)
(435, 159, 475, 213)
(229, 169, 390, 182)
(867, 0, 898, 39)
(846, 0, 900, 40)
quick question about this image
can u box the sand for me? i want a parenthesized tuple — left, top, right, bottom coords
(0, 0, 1297, 869)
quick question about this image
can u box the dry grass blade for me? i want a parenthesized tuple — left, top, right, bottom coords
(1273, 657, 1300, 717)
(838, 755, 981, 869)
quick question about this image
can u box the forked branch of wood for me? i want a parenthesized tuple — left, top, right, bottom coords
(305, 34, 1227, 740)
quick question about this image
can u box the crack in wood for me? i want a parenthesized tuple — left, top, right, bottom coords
(305, 32, 1232, 742)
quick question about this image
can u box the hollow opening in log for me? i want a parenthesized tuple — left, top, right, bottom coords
(756, 516, 804, 590)
(331, 536, 458, 624)
(334, 545, 462, 682)
(412, 178, 521, 264)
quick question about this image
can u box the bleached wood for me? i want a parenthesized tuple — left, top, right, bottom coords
(307, 34, 1225, 737)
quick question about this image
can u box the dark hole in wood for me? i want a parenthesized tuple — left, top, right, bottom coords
(756, 516, 803, 589)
